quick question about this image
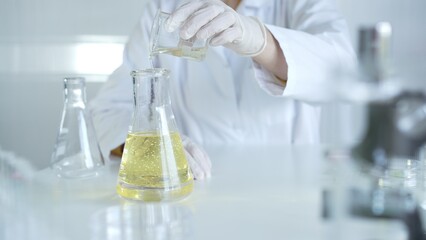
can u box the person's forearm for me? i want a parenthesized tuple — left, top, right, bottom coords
(252, 29, 288, 82)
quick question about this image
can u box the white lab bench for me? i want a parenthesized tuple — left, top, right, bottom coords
(5, 145, 410, 240)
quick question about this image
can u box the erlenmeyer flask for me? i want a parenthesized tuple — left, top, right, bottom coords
(117, 68, 193, 201)
(51, 77, 104, 178)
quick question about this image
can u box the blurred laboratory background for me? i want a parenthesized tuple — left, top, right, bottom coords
(0, 0, 425, 169)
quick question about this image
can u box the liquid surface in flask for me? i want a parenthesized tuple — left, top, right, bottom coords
(151, 47, 207, 61)
(117, 131, 193, 201)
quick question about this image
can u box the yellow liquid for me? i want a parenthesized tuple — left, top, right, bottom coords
(117, 131, 193, 201)
(151, 47, 207, 61)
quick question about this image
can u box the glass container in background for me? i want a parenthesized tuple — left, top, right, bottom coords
(51, 77, 104, 178)
(116, 68, 193, 202)
(149, 9, 209, 61)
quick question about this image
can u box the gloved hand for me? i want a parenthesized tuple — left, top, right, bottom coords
(166, 0, 267, 56)
(181, 135, 212, 180)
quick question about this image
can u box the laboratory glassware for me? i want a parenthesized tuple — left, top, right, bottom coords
(149, 9, 209, 61)
(116, 68, 193, 202)
(51, 77, 104, 178)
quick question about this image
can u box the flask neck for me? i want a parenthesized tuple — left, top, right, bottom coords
(131, 68, 176, 133)
(133, 73, 170, 109)
(64, 78, 87, 106)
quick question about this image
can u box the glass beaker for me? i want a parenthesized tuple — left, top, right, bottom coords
(51, 77, 104, 178)
(116, 68, 193, 202)
(149, 9, 209, 61)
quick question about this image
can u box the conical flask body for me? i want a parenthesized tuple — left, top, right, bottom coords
(117, 68, 193, 201)
(51, 77, 104, 178)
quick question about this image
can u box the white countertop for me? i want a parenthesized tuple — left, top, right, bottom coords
(1, 145, 410, 240)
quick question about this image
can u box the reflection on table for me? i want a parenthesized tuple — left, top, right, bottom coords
(0, 145, 411, 240)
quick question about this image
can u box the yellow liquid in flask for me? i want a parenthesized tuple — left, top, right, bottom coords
(117, 131, 193, 201)
(151, 47, 207, 61)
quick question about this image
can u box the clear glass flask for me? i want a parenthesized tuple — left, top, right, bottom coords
(51, 77, 104, 178)
(116, 68, 193, 201)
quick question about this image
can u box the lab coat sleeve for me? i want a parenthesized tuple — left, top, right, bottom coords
(88, 65, 133, 161)
(88, 1, 158, 160)
(253, 0, 356, 102)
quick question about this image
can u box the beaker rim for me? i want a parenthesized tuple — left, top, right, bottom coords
(131, 68, 170, 77)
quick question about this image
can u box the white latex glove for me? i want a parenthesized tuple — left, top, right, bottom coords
(166, 0, 267, 56)
(181, 135, 212, 180)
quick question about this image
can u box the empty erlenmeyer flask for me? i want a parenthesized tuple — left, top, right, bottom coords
(116, 68, 193, 201)
(51, 77, 104, 178)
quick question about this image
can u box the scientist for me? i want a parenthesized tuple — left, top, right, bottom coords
(89, 0, 355, 179)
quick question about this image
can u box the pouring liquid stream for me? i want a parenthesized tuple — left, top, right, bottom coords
(148, 56, 157, 120)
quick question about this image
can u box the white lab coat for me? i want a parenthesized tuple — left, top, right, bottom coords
(89, 0, 355, 159)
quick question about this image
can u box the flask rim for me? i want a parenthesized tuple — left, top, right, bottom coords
(64, 77, 85, 85)
(131, 68, 170, 78)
